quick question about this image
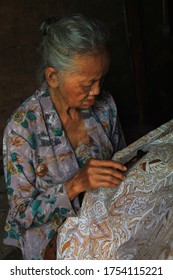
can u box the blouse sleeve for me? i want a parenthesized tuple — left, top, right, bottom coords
(108, 94, 126, 152)
(3, 126, 77, 230)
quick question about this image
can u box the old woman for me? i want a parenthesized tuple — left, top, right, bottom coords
(3, 14, 126, 259)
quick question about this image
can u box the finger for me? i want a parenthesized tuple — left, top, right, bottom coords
(90, 159, 127, 171)
(95, 166, 126, 180)
(97, 174, 124, 186)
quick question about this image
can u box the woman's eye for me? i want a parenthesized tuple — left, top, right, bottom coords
(82, 85, 92, 91)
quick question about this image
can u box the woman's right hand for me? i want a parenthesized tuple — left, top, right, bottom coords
(65, 158, 127, 200)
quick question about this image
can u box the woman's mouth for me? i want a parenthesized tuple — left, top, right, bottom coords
(87, 99, 95, 106)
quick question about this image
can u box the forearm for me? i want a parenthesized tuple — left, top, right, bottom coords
(9, 182, 77, 230)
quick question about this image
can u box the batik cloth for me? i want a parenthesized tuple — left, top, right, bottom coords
(56, 120, 173, 260)
(2, 82, 125, 259)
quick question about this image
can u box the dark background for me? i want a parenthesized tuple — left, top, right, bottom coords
(0, 0, 173, 259)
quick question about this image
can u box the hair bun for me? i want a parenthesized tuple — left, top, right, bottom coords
(40, 16, 58, 36)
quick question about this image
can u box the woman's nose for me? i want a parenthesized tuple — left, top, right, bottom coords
(91, 82, 100, 96)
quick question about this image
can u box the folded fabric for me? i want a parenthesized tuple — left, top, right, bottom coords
(56, 120, 173, 259)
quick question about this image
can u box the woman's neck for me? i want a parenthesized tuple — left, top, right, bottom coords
(49, 86, 79, 121)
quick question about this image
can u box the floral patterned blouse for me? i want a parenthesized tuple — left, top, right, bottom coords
(3, 82, 125, 259)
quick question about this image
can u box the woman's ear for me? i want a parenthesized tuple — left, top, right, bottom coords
(45, 67, 59, 88)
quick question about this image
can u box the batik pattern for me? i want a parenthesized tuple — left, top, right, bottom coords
(56, 120, 173, 260)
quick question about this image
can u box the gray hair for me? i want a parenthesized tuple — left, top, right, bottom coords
(38, 14, 110, 83)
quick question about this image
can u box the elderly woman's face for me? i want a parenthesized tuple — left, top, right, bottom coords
(56, 50, 110, 109)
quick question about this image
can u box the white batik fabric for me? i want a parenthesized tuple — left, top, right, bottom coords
(56, 120, 173, 260)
